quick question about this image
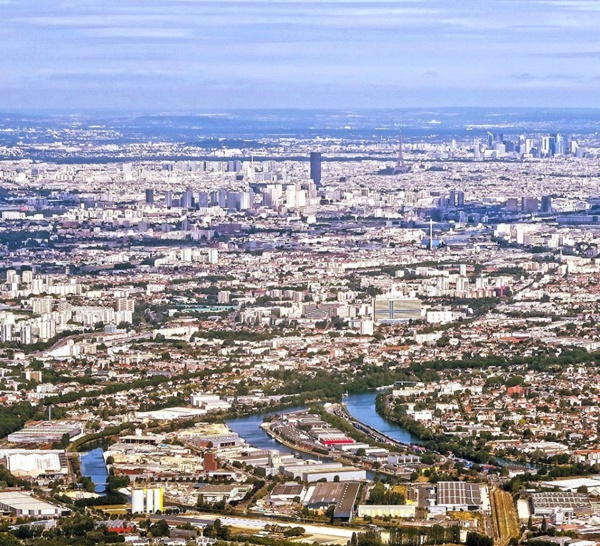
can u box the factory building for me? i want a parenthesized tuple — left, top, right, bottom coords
(0, 492, 62, 517)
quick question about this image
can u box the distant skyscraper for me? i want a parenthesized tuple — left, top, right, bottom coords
(555, 133, 565, 155)
(541, 135, 556, 156)
(310, 152, 322, 187)
(449, 189, 456, 207)
(145, 188, 154, 205)
(164, 190, 173, 208)
(541, 195, 552, 213)
(568, 138, 579, 155)
(181, 187, 193, 209)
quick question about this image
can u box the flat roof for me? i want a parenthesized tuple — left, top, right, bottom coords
(271, 484, 304, 496)
(0, 491, 59, 512)
(531, 492, 591, 510)
(437, 481, 482, 507)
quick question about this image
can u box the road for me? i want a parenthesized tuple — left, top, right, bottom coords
(149, 512, 365, 544)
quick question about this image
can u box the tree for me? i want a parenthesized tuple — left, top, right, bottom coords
(0, 534, 23, 546)
(284, 527, 305, 537)
(148, 519, 170, 537)
(357, 529, 383, 546)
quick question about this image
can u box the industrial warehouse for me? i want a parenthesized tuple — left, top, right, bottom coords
(0, 492, 63, 517)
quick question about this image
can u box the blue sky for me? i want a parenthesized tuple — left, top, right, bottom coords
(1, 0, 600, 111)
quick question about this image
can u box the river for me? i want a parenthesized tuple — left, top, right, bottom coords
(226, 392, 418, 451)
(81, 392, 527, 494)
(79, 447, 108, 494)
(342, 391, 420, 445)
(226, 407, 320, 461)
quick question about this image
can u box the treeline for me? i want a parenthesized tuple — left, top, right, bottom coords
(272, 365, 441, 404)
(272, 346, 597, 407)
(404, 347, 600, 375)
(389, 525, 461, 546)
(70, 423, 131, 452)
(466, 532, 494, 546)
(352, 525, 461, 546)
(0, 402, 38, 440)
(192, 330, 275, 342)
(45, 368, 218, 406)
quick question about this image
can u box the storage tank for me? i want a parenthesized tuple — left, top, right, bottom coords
(145, 488, 154, 513)
(153, 488, 164, 513)
(131, 489, 144, 514)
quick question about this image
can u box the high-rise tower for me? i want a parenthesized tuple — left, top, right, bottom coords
(310, 152, 322, 187)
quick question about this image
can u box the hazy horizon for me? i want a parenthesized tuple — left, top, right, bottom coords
(2, 1, 600, 111)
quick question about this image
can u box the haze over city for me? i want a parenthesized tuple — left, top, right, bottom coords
(2, 0, 600, 111)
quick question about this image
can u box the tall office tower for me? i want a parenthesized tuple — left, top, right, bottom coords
(524, 138, 535, 155)
(145, 188, 154, 205)
(198, 192, 209, 208)
(122, 163, 133, 180)
(218, 188, 227, 208)
(207, 249, 219, 264)
(181, 187, 193, 209)
(541, 195, 552, 213)
(506, 198, 520, 212)
(487, 131, 495, 148)
(555, 133, 566, 155)
(522, 197, 539, 213)
(474, 138, 481, 159)
(448, 189, 456, 207)
(457, 191, 465, 207)
(569, 138, 579, 155)
(227, 160, 242, 173)
(541, 135, 556, 156)
(164, 190, 173, 208)
(310, 152, 322, 187)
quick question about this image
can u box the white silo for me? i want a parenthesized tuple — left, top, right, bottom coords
(145, 488, 155, 513)
(131, 489, 144, 514)
(153, 488, 164, 513)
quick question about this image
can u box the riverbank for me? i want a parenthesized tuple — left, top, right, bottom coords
(260, 419, 391, 477)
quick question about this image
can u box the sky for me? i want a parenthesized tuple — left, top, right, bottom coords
(1, 0, 600, 112)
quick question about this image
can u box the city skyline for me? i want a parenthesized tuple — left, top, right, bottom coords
(1, 0, 600, 112)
